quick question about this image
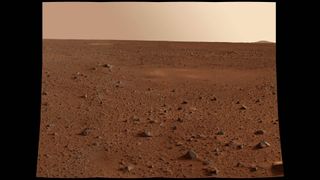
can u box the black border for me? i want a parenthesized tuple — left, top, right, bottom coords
(12, 1, 292, 179)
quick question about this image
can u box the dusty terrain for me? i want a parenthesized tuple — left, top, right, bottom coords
(37, 40, 282, 178)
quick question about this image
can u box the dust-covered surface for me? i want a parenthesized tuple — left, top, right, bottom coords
(37, 40, 282, 178)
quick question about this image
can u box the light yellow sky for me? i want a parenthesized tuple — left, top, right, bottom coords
(43, 2, 275, 42)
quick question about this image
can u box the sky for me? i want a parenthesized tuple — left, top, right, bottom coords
(43, 2, 275, 42)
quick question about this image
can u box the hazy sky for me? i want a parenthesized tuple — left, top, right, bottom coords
(43, 2, 275, 42)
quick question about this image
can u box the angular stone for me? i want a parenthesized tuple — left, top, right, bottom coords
(183, 150, 198, 160)
(256, 140, 270, 149)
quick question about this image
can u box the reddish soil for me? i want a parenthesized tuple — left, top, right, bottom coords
(37, 40, 282, 178)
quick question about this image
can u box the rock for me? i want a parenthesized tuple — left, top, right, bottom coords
(210, 97, 217, 101)
(237, 144, 244, 149)
(121, 165, 134, 172)
(91, 67, 97, 71)
(216, 131, 224, 135)
(172, 126, 177, 130)
(254, 130, 266, 135)
(131, 115, 140, 121)
(197, 134, 207, 138)
(202, 160, 211, 165)
(171, 89, 176, 92)
(183, 150, 198, 160)
(44, 154, 51, 158)
(272, 161, 283, 172)
(139, 130, 153, 137)
(92, 142, 99, 146)
(182, 101, 188, 104)
(236, 162, 245, 167)
(149, 119, 158, 123)
(255, 99, 261, 103)
(81, 94, 88, 99)
(236, 101, 240, 104)
(102, 64, 113, 69)
(46, 124, 54, 128)
(177, 107, 183, 110)
(176, 142, 183, 146)
(240, 105, 247, 110)
(42, 91, 47, 95)
(204, 167, 218, 176)
(250, 166, 258, 172)
(79, 128, 91, 136)
(177, 117, 183, 122)
(256, 140, 270, 149)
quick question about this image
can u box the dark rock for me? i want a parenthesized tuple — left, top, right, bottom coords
(183, 150, 198, 160)
(204, 167, 218, 176)
(210, 97, 217, 101)
(92, 142, 99, 146)
(254, 130, 266, 135)
(177, 117, 183, 122)
(250, 166, 258, 172)
(237, 144, 244, 149)
(216, 131, 224, 135)
(272, 161, 283, 172)
(81, 94, 88, 99)
(182, 101, 188, 104)
(102, 64, 113, 69)
(177, 107, 183, 110)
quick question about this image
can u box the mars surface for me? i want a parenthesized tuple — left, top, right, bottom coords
(37, 40, 282, 178)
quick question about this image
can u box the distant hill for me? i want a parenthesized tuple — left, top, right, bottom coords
(254, 40, 275, 43)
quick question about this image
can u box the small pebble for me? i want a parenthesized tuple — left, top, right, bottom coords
(240, 105, 247, 110)
(182, 101, 188, 104)
(139, 130, 153, 137)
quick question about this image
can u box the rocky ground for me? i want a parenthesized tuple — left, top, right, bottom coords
(37, 40, 283, 178)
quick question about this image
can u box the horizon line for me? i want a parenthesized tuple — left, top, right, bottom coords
(43, 38, 276, 43)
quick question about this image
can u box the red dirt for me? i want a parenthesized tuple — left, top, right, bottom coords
(37, 40, 282, 178)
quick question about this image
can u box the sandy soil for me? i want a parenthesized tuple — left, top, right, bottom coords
(37, 40, 282, 178)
